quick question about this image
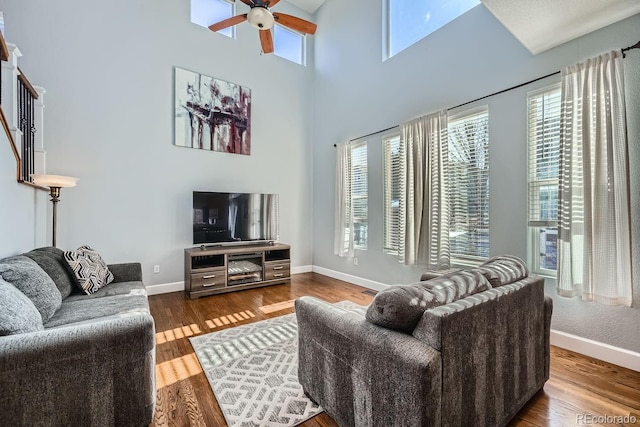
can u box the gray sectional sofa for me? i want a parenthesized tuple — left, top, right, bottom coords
(0, 247, 155, 427)
(296, 256, 553, 427)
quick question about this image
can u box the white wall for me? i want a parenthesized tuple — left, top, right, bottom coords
(0, 0, 315, 283)
(312, 2, 640, 353)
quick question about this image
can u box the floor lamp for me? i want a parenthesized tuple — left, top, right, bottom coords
(31, 174, 79, 248)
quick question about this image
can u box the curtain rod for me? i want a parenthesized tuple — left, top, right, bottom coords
(622, 40, 640, 57)
(334, 40, 640, 147)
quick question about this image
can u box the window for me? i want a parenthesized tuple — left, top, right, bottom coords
(383, 135, 403, 254)
(351, 142, 368, 250)
(447, 107, 490, 262)
(385, 0, 479, 59)
(191, 0, 235, 38)
(527, 84, 561, 275)
(274, 24, 305, 65)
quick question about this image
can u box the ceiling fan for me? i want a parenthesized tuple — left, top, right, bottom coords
(208, 0, 317, 54)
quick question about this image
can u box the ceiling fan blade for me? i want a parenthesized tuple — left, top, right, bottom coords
(273, 13, 317, 35)
(208, 14, 247, 32)
(238, 0, 254, 6)
(266, 0, 280, 7)
(259, 29, 274, 54)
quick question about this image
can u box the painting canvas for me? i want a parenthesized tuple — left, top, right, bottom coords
(174, 67, 251, 155)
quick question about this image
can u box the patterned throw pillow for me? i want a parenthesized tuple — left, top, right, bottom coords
(64, 246, 114, 295)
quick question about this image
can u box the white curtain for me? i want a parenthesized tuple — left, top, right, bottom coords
(334, 142, 354, 257)
(557, 50, 632, 306)
(401, 111, 450, 269)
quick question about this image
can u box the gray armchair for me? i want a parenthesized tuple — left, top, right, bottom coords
(296, 258, 552, 427)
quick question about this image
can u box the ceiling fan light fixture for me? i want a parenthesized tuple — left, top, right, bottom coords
(247, 7, 274, 30)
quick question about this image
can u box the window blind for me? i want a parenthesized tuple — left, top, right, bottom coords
(383, 135, 403, 254)
(351, 142, 368, 249)
(447, 107, 490, 260)
(527, 84, 561, 227)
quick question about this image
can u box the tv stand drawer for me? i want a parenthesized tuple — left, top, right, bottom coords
(264, 260, 290, 281)
(191, 268, 226, 291)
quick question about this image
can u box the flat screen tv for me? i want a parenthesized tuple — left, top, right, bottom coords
(193, 191, 279, 245)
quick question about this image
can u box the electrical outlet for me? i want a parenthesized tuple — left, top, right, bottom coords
(353, 257, 358, 266)
(153, 265, 160, 274)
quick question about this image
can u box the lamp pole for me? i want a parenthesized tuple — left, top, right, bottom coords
(49, 186, 61, 247)
(31, 174, 79, 248)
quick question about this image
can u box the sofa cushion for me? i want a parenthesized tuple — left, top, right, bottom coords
(24, 247, 77, 299)
(479, 255, 529, 286)
(365, 269, 492, 333)
(64, 246, 114, 295)
(44, 293, 150, 328)
(62, 280, 147, 303)
(0, 278, 44, 335)
(0, 255, 62, 321)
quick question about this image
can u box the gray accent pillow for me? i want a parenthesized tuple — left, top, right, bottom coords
(64, 246, 114, 295)
(479, 255, 529, 286)
(0, 278, 44, 335)
(24, 247, 76, 299)
(365, 269, 492, 333)
(0, 255, 62, 322)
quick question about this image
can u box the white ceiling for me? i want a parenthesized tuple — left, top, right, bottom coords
(481, 0, 640, 54)
(284, 0, 326, 15)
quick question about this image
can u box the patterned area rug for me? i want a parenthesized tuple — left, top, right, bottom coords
(190, 300, 364, 427)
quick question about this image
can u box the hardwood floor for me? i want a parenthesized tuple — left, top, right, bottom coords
(148, 273, 640, 427)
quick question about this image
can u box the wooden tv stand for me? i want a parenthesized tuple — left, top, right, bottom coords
(184, 242, 291, 299)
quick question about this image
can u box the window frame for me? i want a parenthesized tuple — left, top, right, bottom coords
(350, 141, 368, 250)
(191, 0, 236, 39)
(383, 0, 480, 60)
(527, 83, 561, 277)
(383, 133, 403, 255)
(446, 105, 490, 264)
(273, 23, 306, 66)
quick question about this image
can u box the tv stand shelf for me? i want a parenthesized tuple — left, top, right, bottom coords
(184, 243, 291, 299)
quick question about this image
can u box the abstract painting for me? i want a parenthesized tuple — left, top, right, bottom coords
(174, 67, 251, 155)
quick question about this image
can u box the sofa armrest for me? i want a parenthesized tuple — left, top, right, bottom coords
(295, 296, 442, 427)
(108, 262, 143, 282)
(0, 313, 155, 426)
(412, 277, 549, 426)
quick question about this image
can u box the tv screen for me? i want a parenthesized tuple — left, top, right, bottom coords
(193, 192, 279, 245)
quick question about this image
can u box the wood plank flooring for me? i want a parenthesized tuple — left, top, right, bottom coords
(148, 272, 640, 427)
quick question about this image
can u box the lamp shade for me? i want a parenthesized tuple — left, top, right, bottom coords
(31, 174, 79, 188)
(247, 7, 274, 30)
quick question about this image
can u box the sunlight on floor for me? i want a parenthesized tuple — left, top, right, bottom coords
(259, 299, 295, 314)
(204, 310, 255, 329)
(155, 311, 258, 344)
(156, 324, 202, 344)
(156, 353, 202, 388)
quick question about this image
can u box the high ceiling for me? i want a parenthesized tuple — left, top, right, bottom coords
(481, 0, 640, 54)
(285, 0, 325, 15)
(285, 0, 640, 55)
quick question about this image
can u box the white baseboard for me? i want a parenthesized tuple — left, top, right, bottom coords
(145, 266, 313, 296)
(292, 265, 312, 274)
(144, 269, 639, 372)
(146, 281, 184, 296)
(551, 329, 640, 372)
(146, 266, 388, 296)
(311, 266, 390, 292)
